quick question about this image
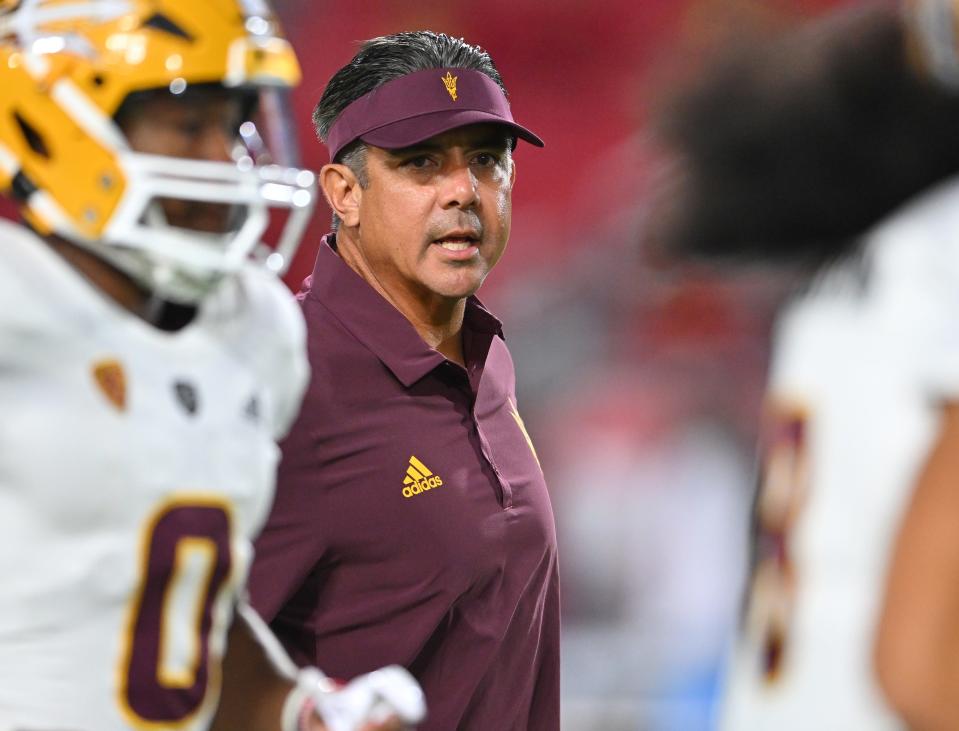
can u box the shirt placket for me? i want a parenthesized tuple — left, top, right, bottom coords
(473, 410, 513, 509)
(461, 340, 514, 510)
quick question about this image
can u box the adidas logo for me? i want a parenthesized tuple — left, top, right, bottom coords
(402, 456, 444, 498)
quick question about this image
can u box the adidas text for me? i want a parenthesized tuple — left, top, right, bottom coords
(403, 476, 444, 498)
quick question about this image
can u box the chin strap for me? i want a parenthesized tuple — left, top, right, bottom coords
(62, 228, 223, 305)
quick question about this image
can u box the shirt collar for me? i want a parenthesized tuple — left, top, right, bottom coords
(303, 235, 504, 388)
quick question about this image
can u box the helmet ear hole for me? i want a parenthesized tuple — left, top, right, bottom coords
(11, 171, 38, 203)
(13, 112, 50, 159)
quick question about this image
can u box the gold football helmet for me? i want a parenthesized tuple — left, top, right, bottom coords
(0, 0, 316, 302)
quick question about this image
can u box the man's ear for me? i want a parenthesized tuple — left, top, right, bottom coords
(320, 163, 362, 228)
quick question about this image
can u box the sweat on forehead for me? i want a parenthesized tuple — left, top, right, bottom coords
(324, 68, 544, 162)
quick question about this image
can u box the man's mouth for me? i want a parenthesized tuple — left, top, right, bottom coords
(432, 231, 480, 252)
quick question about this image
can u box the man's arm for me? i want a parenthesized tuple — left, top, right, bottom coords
(875, 402, 959, 730)
(212, 612, 303, 731)
(212, 605, 423, 731)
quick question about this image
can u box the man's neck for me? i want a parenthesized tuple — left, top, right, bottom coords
(46, 234, 147, 313)
(334, 233, 468, 367)
(420, 304, 467, 367)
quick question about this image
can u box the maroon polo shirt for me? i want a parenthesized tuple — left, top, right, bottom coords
(248, 236, 560, 730)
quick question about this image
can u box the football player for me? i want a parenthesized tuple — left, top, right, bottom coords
(0, 1, 424, 730)
(649, 0, 959, 729)
(874, 2, 959, 728)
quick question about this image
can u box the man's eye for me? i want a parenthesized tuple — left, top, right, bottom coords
(403, 155, 433, 169)
(473, 152, 499, 167)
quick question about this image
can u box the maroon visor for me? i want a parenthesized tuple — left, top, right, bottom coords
(325, 67, 545, 161)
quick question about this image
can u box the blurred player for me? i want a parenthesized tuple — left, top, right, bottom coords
(650, 1, 959, 728)
(0, 1, 424, 730)
(874, 3, 959, 727)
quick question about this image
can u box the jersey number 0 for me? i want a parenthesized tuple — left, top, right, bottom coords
(117, 498, 234, 728)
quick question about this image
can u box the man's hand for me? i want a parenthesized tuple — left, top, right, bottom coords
(302, 665, 426, 731)
(222, 605, 426, 731)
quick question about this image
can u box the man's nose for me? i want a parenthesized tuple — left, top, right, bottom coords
(439, 163, 479, 210)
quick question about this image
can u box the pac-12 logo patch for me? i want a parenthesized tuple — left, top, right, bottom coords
(173, 380, 200, 416)
(244, 393, 261, 422)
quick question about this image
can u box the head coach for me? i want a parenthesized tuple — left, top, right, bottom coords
(247, 31, 560, 730)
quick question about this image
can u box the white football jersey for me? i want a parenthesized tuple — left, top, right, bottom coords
(719, 176, 959, 731)
(0, 220, 309, 731)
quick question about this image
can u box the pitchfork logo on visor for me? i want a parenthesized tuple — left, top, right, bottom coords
(442, 71, 458, 101)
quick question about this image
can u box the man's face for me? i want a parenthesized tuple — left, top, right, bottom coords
(118, 89, 244, 233)
(355, 123, 515, 309)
